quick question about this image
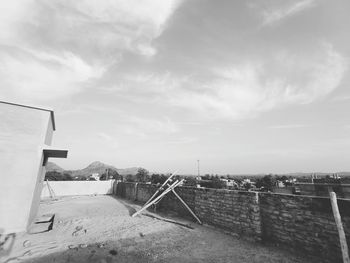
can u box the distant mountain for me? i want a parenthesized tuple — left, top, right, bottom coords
(46, 162, 64, 173)
(46, 161, 141, 179)
(68, 161, 118, 177)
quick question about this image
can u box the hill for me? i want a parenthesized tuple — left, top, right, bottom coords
(67, 161, 118, 177)
(46, 162, 64, 173)
(46, 161, 141, 179)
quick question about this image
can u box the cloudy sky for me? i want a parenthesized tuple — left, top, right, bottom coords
(1, 0, 349, 174)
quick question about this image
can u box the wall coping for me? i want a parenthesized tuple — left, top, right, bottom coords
(122, 182, 350, 201)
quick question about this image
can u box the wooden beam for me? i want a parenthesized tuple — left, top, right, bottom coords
(132, 180, 183, 217)
(144, 171, 178, 206)
(169, 187, 202, 224)
(329, 191, 350, 263)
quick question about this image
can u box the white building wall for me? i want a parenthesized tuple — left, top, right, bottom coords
(41, 180, 115, 198)
(0, 103, 53, 233)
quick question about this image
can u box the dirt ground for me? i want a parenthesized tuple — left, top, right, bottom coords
(1, 195, 315, 263)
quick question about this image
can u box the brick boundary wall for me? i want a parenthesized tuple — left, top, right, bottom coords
(113, 182, 350, 263)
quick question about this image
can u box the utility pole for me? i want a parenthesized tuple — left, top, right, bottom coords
(197, 160, 200, 177)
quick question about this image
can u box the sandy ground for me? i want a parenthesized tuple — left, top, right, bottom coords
(1, 195, 316, 263)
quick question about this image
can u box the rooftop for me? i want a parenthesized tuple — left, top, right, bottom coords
(1, 195, 314, 263)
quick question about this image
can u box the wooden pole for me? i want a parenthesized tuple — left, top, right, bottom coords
(144, 171, 177, 206)
(329, 191, 350, 263)
(168, 186, 202, 224)
(132, 180, 183, 217)
(46, 179, 56, 199)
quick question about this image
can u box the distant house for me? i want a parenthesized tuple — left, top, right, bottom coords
(0, 101, 68, 233)
(220, 178, 238, 189)
(275, 180, 285, 188)
(90, 173, 100, 181)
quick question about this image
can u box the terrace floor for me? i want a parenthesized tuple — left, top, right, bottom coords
(2, 195, 315, 263)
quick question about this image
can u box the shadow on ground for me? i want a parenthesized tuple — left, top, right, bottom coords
(109, 196, 139, 216)
(20, 241, 153, 263)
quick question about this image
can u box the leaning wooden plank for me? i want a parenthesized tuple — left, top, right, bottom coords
(144, 171, 178, 206)
(143, 213, 194, 229)
(132, 180, 180, 217)
(132, 180, 183, 217)
(329, 191, 350, 263)
(169, 187, 202, 225)
(46, 179, 56, 199)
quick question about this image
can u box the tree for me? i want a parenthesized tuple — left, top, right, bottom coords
(136, 168, 150, 182)
(100, 168, 121, 180)
(256, 174, 276, 191)
(184, 176, 197, 186)
(125, 174, 136, 182)
(211, 176, 225, 189)
(242, 181, 252, 190)
(45, 171, 61, 181)
(202, 174, 210, 180)
(45, 171, 73, 181)
(151, 174, 168, 184)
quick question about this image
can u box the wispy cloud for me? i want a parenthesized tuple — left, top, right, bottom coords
(102, 43, 347, 121)
(0, 47, 105, 103)
(0, 0, 183, 103)
(255, 0, 317, 26)
(166, 44, 347, 119)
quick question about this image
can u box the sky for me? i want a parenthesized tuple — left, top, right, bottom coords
(1, 0, 350, 174)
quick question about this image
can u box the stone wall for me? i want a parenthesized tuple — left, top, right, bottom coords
(116, 182, 138, 200)
(296, 183, 350, 199)
(259, 193, 350, 262)
(114, 182, 350, 262)
(195, 188, 261, 239)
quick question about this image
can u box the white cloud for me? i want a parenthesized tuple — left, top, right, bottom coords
(257, 0, 317, 26)
(0, 48, 105, 102)
(0, 0, 182, 58)
(0, 0, 182, 103)
(49, 0, 182, 56)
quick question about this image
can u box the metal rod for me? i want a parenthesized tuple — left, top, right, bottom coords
(197, 160, 200, 177)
